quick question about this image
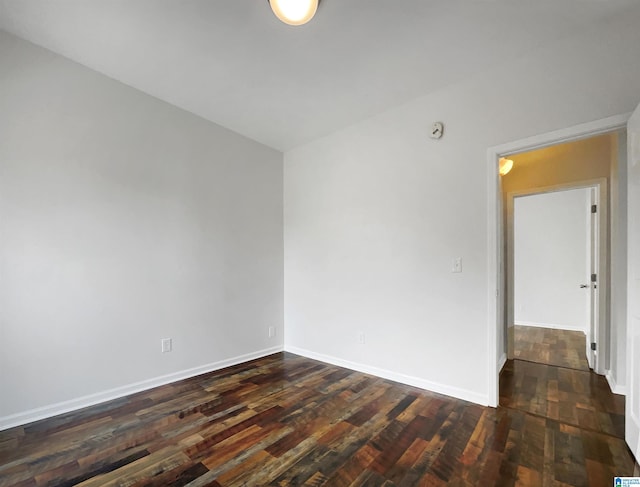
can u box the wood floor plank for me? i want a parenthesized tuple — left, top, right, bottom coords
(514, 325, 589, 371)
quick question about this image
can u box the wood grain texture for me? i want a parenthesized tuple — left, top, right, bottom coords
(1, 352, 638, 486)
(514, 325, 589, 371)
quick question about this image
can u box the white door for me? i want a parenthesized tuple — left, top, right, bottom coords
(626, 102, 640, 460)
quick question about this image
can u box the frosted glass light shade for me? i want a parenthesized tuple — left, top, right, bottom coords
(499, 158, 514, 176)
(270, 0, 318, 26)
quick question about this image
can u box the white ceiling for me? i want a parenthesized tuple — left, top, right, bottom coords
(1, 1, 638, 151)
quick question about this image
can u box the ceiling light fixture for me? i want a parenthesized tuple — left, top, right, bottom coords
(499, 158, 514, 176)
(269, 0, 319, 26)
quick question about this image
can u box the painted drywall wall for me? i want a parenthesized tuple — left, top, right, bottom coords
(513, 189, 590, 331)
(0, 32, 284, 425)
(626, 102, 640, 461)
(503, 135, 614, 191)
(611, 130, 628, 391)
(283, 12, 640, 404)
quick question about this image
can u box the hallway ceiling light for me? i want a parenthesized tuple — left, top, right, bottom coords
(269, 0, 319, 26)
(499, 158, 514, 176)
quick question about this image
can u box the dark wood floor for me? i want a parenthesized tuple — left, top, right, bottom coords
(500, 360, 625, 438)
(514, 325, 589, 371)
(1, 352, 638, 486)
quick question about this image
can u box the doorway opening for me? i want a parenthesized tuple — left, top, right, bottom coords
(489, 128, 630, 445)
(508, 184, 603, 374)
(501, 134, 612, 378)
(486, 114, 630, 408)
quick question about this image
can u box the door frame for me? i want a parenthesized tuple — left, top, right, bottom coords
(486, 113, 631, 407)
(505, 180, 607, 371)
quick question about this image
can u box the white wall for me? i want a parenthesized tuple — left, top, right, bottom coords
(0, 32, 284, 426)
(513, 189, 590, 331)
(284, 12, 640, 405)
(611, 130, 628, 390)
(626, 102, 640, 461)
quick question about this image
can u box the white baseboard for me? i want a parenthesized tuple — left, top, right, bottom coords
(498, 353, 507, 372)
(0, 345, 284, 431)
(285, 345, 489, 406)
(514, 321, 586, 333)
(605, 370, 627, 396)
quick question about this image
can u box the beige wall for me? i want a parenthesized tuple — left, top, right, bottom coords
(503, 134, 614, 193)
